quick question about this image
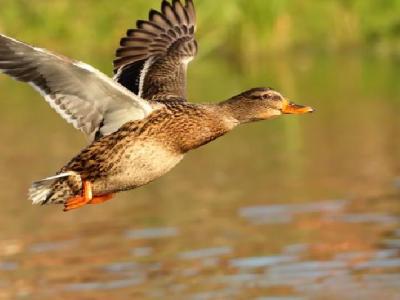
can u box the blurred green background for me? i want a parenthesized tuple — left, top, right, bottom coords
(0, 1, 399, 299)
(1, 0, 400, 65)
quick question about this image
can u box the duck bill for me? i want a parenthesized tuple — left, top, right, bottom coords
(281, 101, 314, 114)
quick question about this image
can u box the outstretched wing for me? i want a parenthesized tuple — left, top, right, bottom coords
(113, 0, 197, 102)
(0, 34, 153, 141)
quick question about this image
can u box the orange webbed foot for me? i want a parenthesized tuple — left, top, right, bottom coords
(63, 181, 93, 212)
(88, 194, 113, 205)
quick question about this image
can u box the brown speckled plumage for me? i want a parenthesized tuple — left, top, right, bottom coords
(48, 102, 236, 202)
(67, 103, 229, 168)
(0, 0, 314, 209)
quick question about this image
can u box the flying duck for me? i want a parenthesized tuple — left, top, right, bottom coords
(0, 0, 314, 211)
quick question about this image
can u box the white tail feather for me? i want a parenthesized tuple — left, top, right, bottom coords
(28, 172, 75, 204)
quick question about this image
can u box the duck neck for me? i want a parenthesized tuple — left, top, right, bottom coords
(218, 96, 254, 124)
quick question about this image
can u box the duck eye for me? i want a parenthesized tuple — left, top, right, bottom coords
(249, 94, 263, 100)
(271, 95, 281, 101)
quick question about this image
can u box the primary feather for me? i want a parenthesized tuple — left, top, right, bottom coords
(113, 0, 197, 101)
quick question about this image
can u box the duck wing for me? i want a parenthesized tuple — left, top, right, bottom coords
(0, 34, 153, 141)
(113, 0, 197, 102)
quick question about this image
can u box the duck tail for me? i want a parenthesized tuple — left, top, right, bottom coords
(28, 171, 81, 205)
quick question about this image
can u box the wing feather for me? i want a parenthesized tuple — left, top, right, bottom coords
(0, 34, 153, 141)
(113, 0, 197, 102)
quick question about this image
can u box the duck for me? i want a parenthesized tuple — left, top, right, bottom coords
(0, 0, 314, 212)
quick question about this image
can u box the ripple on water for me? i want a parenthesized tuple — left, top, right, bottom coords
(0, 261, 17, 271)
(219, 268, 352, 293)
(282, 244, 309, 256)
(178, 246, 232, 260)
(267, 260, 347, 273)
(124, 227, 179, 240)
(28, 240, 77, 253)
(260, 260, 348, 287)
(230, 255, 297, 269)
(362, 274, 400, 289)
(219, 273, 259, 284)
(353, 258, 400, 270)
(64, 276, 144, 292)
(239, 199, 347, 225)
(262, 270, 351, 289)
(103, 262, 139, 273)
(334, 251, 367, 261)
(130, 247, 153, 257)
(297, 272, 400, 299)
(325, 213, 399, 224)
(103, 261, 161, 276)
(334, 249, 399, 262)
(374, 249, 399, 259)
(296, 273, 363, 296)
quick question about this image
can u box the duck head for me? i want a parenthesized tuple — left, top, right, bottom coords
(220, 87, 314, 124)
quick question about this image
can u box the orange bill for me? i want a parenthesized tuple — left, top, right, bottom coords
(282, 100, 314, 114)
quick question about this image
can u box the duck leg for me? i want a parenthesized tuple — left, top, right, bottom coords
(63, 180, 93, 212)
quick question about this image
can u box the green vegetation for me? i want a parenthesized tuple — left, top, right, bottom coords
(0, 0, 399, 67)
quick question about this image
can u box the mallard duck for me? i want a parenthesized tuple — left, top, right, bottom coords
(0, 0, 313, 212)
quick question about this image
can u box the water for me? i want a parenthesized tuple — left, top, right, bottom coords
(0, 52, 399, 300)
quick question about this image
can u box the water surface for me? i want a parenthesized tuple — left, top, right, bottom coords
(0, 52, 399, 299)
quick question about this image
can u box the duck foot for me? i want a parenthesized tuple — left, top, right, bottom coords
(63, 180, 93, 212)
(88, 194, 113, 204)
(64, 181, 114, 211)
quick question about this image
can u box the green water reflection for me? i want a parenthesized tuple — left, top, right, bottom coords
(0, 51, 399, 299)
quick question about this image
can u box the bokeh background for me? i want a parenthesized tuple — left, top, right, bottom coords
(0, 1, 399, 299)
